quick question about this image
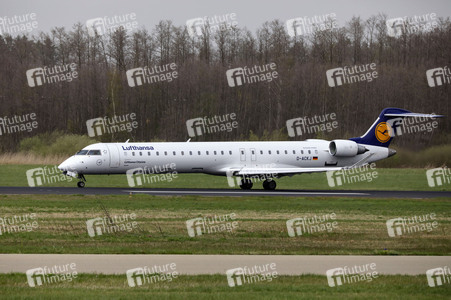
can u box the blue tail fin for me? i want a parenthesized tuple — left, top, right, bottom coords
(349, 108, 443, 147)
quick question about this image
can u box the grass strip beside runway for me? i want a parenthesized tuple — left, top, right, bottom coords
(0, 194, 449, 255)
(0, 273, 449, 300)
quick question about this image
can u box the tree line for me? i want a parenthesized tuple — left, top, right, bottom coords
(0, 14, 450, 152)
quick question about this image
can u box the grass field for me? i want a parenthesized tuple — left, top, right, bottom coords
(0, 273, 449, 300)
(0, 164, 450, 191)
(1, 194, 449, 255)
(1, 164, 449, 298)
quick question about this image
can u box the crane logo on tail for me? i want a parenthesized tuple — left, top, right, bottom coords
(375, 122, 392, 143)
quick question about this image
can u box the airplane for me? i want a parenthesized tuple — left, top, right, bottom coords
(58, 108, 443, 189)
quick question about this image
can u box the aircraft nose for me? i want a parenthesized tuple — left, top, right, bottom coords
(58, 157, 75, 173)
(58, 161, 68, 174)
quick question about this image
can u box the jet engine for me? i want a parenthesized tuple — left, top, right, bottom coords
(329, 140, 367, 156)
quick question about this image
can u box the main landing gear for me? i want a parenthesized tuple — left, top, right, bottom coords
(239, 178, 277, 190)
(77, 174, 86, 188)
(239, 179, 253, 190)
(262, 179, 277, 190)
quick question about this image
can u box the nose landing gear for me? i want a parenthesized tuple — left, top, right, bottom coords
(77, 174, 86, 188)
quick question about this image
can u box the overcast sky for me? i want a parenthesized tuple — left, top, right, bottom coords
(1, 0, 450, 35)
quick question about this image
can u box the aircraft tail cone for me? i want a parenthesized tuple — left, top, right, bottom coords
(388, 148, 397, 157)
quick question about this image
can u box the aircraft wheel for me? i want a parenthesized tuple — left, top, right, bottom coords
(263, 179, 276, 190)
(240, 179, 253, 190)
(77, 181, 85, 188)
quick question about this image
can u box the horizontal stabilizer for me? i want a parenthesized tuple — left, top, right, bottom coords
(384, 113, 444, 118)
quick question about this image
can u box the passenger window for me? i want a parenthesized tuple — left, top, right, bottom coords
(301, 150, 304, 154)
(206, 151, 209, 155)
(276, 150, 279, 154)
(293, 150, 296, 154)
(260, 150, 263, 155)
(173, 151, 176, 155)
(139, 152, 142, 156)
(308, 150, 311, 154)
(285, 150, 288, 154)
(198, 151, 201, 155)
(190, 151, 193, 155)
(229, 151, 232, 155)
(268, 150, 271, 155)
(164, 151, 167, 156)
(315, 150, 318, 154)
(221, 151, 224, 155)
(156, 152, 159, 156)
(214, 151, 217, 155)
(148, 152, 151, 156)
(181, 151, 184, 155)
(132, 152, 135, 156)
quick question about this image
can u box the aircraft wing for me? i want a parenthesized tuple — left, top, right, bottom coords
(233, 167, 343, 176)
(224, 153, 374, 177)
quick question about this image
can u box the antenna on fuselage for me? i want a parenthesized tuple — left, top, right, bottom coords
(125, 139, 129, 143)
(187, 138, 191, 142)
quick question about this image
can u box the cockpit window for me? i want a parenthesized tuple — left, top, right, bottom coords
(75, 150, 89, 155)
(87, 150, 101, 155)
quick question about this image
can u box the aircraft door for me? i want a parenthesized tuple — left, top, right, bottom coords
(107, 144, 120, 168)
(240, 148, 246, 162)
(250, 148, 256, 161)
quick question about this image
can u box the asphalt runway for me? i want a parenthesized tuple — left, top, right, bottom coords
(0, 254, 449, 275)
(0, 186, 450, 198)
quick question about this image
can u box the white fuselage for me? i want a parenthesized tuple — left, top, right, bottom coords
(58, 140, 390, 176)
